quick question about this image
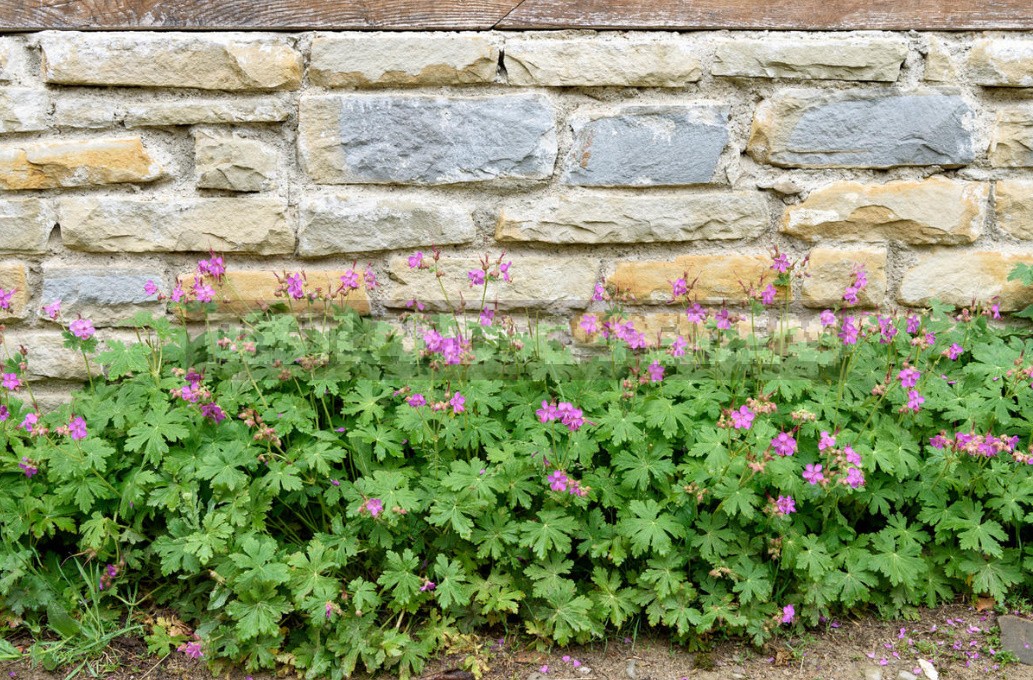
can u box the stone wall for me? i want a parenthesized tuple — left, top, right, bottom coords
(1, 29, 1033, 395)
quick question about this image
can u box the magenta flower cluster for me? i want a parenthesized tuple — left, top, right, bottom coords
(536, 400, 586, 432)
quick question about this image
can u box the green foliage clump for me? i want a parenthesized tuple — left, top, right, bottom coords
(1, 254, 1032, 678)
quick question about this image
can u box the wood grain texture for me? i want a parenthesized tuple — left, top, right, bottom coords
(0, 0, 523, 30)
(497, 0, 1033, 30)
(0, 0, 1030, 30)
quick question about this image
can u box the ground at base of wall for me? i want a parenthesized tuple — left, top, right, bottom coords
(1, 604, 1029, 680)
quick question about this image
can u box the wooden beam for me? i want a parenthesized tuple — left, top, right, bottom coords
(0, 0, 1029, 30)
(497, 0, 1033, 30)
(0, 0, 523, 31)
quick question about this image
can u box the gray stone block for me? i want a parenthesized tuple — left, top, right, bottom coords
(750, 90, 974, 168)
(999, 615, 1033, 665)
(299, 94, 557, 185)
(563, 105, 729, 186)
(42, 268, 164, 324)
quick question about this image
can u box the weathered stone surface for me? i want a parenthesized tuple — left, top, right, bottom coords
(52, 99, 122, 129)
(299, 94, 556, 185)
(969, 39, 1033, 87)
(782, 178, 987, 244)
(299, 194, 476, 255)
(7, 329, 105, 380)
(748, 90, 974, 168)
(0, 38, 28, 83)
(0, 199, 52, 252)
(497, 192, 768, 244)
(898, 251, 1033, 311)
(124, 98, 290, 127)
(194, 132, 276, 192)
(386, 256, 597, 311)
(712, 36, 907, 81)
(0, 137, 163, 191)
(504, 37, 701, 87)
(801, 247, 887, 308)
(990, 109, 1033, 168)
(181, 269, 370, 319)
(0, 262, 27, 319)
(608, 255, 770, 304)
(924, 37, 957, 82)
(310, 33, 499, 87)
(41, 267, 163, 325)
(0, 88, 47, 133)
(995, 179, 1033, 240)
(0, 40, 12, 81)
(40, 32, 302, 91)
(59, 197, 294, 254)
(563, 105, 729, 186)
(998, 615, 1033, 665)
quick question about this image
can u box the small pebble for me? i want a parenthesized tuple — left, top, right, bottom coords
(625, 659, 637, 680)
(917, 659, 938, 680)
(898, 672, 918, 680)
(863, 668, 883, 680)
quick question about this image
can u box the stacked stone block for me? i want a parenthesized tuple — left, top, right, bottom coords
(0, 29, 1029, 390)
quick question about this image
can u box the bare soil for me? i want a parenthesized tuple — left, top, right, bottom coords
(2, 604, 1031, 680)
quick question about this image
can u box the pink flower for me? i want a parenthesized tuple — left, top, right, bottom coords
(844, 466, 865, 488)
(420, 580, 436, 592)
(671, 278, 688, 298)
(68, 416, 87, 441)
(839, 316, 859, 345)
(556, 402, 585, 431)
(760, 284, 778, 305)
(579, 314, 599, 335)
(818, 430, 836, 451)
(450, 392, 465, 414)
(592, 282, 605, 302)
(2, 373, 21, 391)
(363, 267, 378, 290)
(286, 273, 304, 300)
(904, 390, 925, 412)
(499, 261, 512, 283)
(479, 307, 495, 327)
(201, 403, 226, 423)
(408, 252, 424, 269)
(197, 253, 225, 280)
(21, 412, 38, 433)
(340, 270, 360, 290)
(325, 602, 334, 620)
(715, 308, 732, 330)
(906, 315, 920, 334)
(669, 335, 687, 357)
(0, 288, 14, 311)
(771, 253, 791, 274)
(775, 495, 796, 516)
(781, 604, 795, 624)
(898, 367, 921, 388)
(844, 446, 861, 466)
(536, 400, 558, 423)
(647, 361, 664, 383)
(407, 394, 426, 408)
(171, 282, 185, 303)
(468, 270, 485, 286)
(730, 405, 754, 430)
(686, 304, 707, 324)
(819, 310, 837, 328)
(802, 463, 825, 485)
(43, 300, 62, 320)
(547, 470, 568, 492)
(364, 498, 383, 518)
(144, 280, 159, 297)
(69, 318, 95, 340)
(945, 343, 963, 360)
(771, 432, 797, 456)
(0, 405, 8, 421)
(843, 286, 859, 305)
(192, 278, 215, 303)
(177, 641, 203, 659)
